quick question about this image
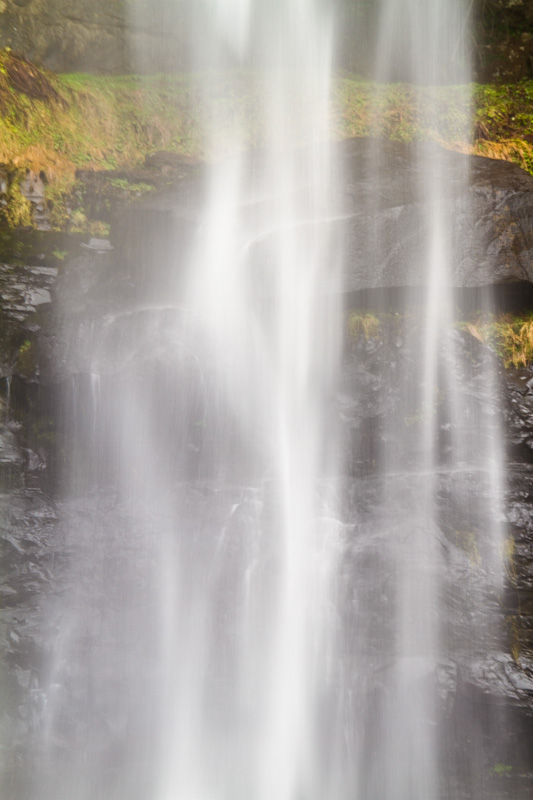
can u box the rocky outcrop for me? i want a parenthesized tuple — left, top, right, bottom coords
(113, 140, 533, 294)
(340, 140, 533, 291)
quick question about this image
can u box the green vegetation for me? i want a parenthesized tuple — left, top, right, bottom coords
(473, 82, 533, 173)
(462, 314, 533, 368)
(339, 78, 533, 173)
(16, 338, 35, 377)
(337, 80, 472, 144)
(0, 47, 532, 230)
(347, 311, 410, 344)
(1, 169, 33, 228)
(348, 309, 533, 370)
(492, 763, 513, 777)
(0, 64, 257, 181)
(347, 311, 381, 340)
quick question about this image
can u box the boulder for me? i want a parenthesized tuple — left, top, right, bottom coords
(340, 139, 533, 291)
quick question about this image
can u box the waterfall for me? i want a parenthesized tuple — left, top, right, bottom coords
(150, 3, 344, 798)
(352, 3, 505, 798)
(26, 2, 510, 800)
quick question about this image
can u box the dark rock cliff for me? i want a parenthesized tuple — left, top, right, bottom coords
(1, 144, 533, 796)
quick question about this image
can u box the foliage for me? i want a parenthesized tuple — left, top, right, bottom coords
(347, 311, 411, 347)
(348, 311, 533, 370)
(336, 79, 472, 144)
(347, 311, 381, 340)
(0, 49, 63, 106)
(337, 77, 533, 174)
(108, 177, 156, 198)
(463, 313, 533, 368)
(16, 338, 35, 377)
(473, 82, 533, 172)
(0, 46, 532, 230)
(0, 169, 33, 228)
(492, 763, 513, 776)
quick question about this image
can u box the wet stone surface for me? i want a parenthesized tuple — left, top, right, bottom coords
(0, 263, 56, 323)
(0, 233, 532, 796)
(337, 317, 533, 793)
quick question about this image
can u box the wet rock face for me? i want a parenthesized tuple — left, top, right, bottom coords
(114, 140, 533, 295)
(337, 318, 533, 790)
(503, 374, 533, 672)
(339, 140, 533, 291)
(1, 225, 533, 795)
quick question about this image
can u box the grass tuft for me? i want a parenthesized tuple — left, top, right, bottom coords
(462, 313, 533, 368)
(347, 312, 381, 341)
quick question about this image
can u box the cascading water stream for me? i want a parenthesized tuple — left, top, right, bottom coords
(359, 3, 505, 798)
(25, 2, 511, 800)
(151, 3, 343, 798)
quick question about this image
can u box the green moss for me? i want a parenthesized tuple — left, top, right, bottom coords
(0, 171, 32, 228)
(338, 77, 533, 170)
(474, 82, 533, 141)
(16, 338, 36, 377)
(492, 763, 513, 777)
(108, 177, 156, 198)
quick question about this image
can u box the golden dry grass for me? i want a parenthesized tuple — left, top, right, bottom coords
(463, 314, 533, 368)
